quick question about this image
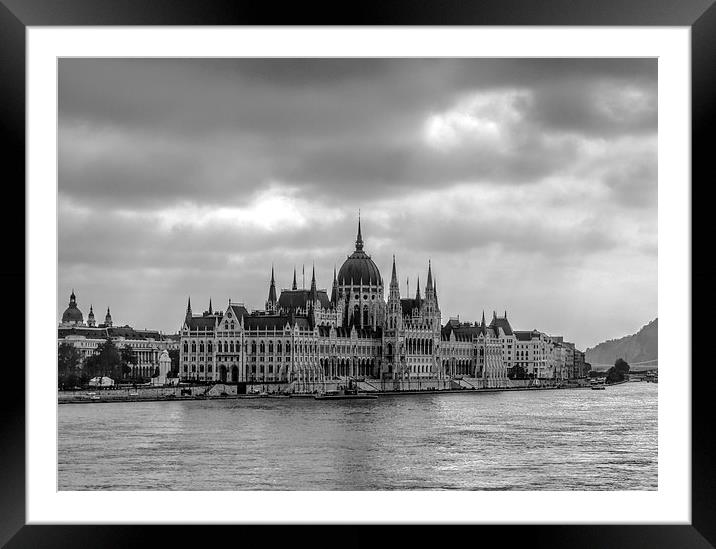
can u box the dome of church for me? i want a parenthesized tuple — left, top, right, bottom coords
(337, 219, 382, 286)
(61, 290, 84, 323)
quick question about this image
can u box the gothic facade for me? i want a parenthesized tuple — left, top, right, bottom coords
(179, 219, 510, 386)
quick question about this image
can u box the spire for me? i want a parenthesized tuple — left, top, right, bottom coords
(310, 264, 317, 297)
(331, 265, 338, 305)
(481, 310, 486, 328)
(355, 211, 364, 251)
(391, 255, 397, 284)
(267, 265, 277, 306)
(69, 289, 76, 306)
(209, 298, 213, 315)
(185, 297, 192, 323)
(292, 266, 297, 290)
(105, 306, 113, 327)
(434, 277, 439, 308)
(415, 275, 421, 306)
(426, 259, 433, 289)
(504, 310, 507, 318)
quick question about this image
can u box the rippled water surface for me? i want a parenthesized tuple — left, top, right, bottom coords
(58, 383, 657, 490)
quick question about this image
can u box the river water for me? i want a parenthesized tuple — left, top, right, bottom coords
(58, 382, 657, 490)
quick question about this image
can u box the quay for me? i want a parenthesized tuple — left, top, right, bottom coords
(58, 378, 592, 404)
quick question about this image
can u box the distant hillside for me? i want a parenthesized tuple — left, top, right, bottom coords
(585, 318, 657, 368)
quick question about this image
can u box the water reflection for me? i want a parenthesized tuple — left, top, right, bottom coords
(59, 383, 657, 491)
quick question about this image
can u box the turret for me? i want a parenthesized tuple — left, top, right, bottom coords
(185, 297, 192, 325)
(310, 264, 318, 304)
(208, 298, 213, 315)
(355, 212, 364, 251)
(87, 304, 96, 327)
(415, 276, 422, 309)
(434, 277, 439, 309)
(266, 266, 277, 312)
(330, 266, 338, 306)
(105, 306, 113, 327)
(388, 254, 400, 301)
(292, 266, 297, 291)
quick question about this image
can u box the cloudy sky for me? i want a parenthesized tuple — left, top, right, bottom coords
(58, 58, 657, 350)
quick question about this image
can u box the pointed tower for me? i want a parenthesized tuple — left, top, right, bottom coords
(355, 211, 364, 251)
(384, 254, 403, 378)
(87, 304, 96, 327)
(310, 264, 318, 304)
(426, 260, 433, 292)
(415, 275, 422, 310)
(330, 266, 338, 307)
(433, 277, 439, 309)
(208, 298, 213, 315)
(105, 307, 113, 327)
(185, 297, 192, 325)
(292, 266, 297, 291)
(308, 264, 318, 327)
(266, 266, 277, 312)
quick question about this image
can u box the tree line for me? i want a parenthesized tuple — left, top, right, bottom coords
(58, 338, 180, 389)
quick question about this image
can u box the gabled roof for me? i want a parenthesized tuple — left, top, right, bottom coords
(278, 289, 331, 310)
(243, 315, 293, 331)
(489, 316, 514, 336)
(229, 304, 250, 319)
(514, 330, 542, 341)
(185, 316, 217, 330)
(442, 322, 498, 341)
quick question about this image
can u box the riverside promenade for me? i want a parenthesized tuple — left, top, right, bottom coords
(58, 378, 590, 404)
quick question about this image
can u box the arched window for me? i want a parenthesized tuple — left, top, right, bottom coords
(251, 341, 257, 354)
(286, 342, 291, 353)
(191, 341, 196, 352)
(269, 341, 274, 353)
(230, 341, 234, 353)
(207, 341, 213, 353)
(224, 321, 229, 330)
(199, 341, 204, 353)
(277, 341, 282, 353)
(230, 321, 235, 331)
(260, 341, 265, 353)
(183, 342, 188, 353)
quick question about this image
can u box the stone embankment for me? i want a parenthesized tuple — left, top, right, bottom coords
(58, 378, 589, 404)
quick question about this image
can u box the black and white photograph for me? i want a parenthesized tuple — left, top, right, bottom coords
(55, 56, 659, 492)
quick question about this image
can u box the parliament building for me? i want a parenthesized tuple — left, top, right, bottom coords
(179, 219, 513, 387)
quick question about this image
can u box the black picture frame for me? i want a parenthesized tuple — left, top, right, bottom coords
(3, 1, 711, 547)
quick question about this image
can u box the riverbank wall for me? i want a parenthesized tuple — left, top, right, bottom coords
(58, 377, 590, 404)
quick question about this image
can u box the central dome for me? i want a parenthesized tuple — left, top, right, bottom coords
(337, 218, 382, 286)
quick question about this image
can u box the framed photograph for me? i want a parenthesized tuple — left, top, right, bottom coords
(6, 0, 711, 546)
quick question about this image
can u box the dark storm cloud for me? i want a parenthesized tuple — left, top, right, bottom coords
(59, 58, 656, 209)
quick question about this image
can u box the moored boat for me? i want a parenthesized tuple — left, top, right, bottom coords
(315, 388, 377, 400)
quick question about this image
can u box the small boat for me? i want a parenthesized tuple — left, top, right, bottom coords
(590, 379, 606, 390)
(315, 388, 377, 400)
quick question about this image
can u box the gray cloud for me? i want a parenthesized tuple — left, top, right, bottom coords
(58, 58, 657, 349)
